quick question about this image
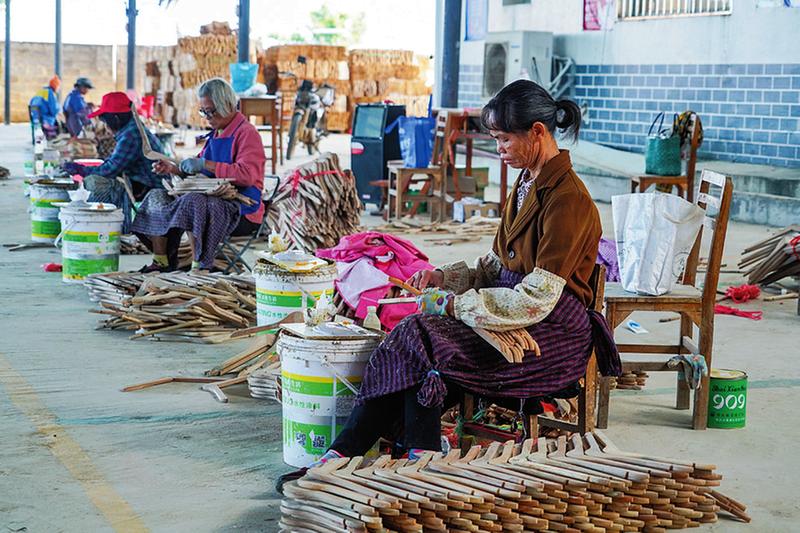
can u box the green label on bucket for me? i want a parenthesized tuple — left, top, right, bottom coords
(256, 288, 334, 308)
(708, 377, 747, 429)
(63, 257, 119, 279)
(63, 231, 120, 243)
(282, 370, 361, 397)
(31, 219, 61, 238)
(283, 419, 337, 454)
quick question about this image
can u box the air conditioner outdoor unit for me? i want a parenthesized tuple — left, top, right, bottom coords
(482, 31, 553, 98)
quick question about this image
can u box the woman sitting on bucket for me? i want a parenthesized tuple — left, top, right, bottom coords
(133, 77, 266, 272)
(277, 79, 621, 489)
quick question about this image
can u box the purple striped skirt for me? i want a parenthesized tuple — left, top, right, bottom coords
(131, 190, 240, 269)
(357, 268, 619, 408)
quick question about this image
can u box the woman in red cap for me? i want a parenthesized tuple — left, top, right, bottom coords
(132, 77, 265, 272)
(61, 91, 168, 233)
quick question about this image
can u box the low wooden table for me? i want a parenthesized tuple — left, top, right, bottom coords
(239, 95, 283, 174)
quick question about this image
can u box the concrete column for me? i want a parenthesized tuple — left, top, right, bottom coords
(126, 0, 137, 90)
(55, 0, 62, 78)
(440, 0, 462, 108)
(237, 0, 250, 63)
(4, 0, 10, 125)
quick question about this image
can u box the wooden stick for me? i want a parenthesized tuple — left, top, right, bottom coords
(388, 276, 422, 296)
(121, 376, 222, 392)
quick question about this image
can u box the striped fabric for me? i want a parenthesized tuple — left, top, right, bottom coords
(357, 268, 620, 408)
(131, 190, 240, 269)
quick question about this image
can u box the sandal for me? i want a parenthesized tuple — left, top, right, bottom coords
(275, 467, 308, 495)
(138, 262, 171, 273)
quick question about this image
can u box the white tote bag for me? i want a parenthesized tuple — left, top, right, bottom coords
(612, 192, 705, 296)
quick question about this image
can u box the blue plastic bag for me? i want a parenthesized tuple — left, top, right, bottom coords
(385, 99, 435, 168)
(229, 63, 259, 93)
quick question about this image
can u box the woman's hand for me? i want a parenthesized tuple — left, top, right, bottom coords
(407, 269, 444, 291)
(153, 160, 180, 175)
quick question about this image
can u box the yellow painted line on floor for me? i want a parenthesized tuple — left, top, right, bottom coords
(0, 352, 148, 532)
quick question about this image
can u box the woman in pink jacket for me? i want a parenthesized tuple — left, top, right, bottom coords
(133, 78, 266, 272)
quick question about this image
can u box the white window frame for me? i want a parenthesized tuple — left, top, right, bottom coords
(617, 0, 733, 21)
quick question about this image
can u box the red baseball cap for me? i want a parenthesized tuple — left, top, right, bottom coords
(88, 92, 133, 118)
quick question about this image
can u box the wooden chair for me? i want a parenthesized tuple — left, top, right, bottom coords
(386, 112, 449, 221)
(598, 170, 734, 430)
(459, 264, 605, 447)
(631, 112, 700, 202)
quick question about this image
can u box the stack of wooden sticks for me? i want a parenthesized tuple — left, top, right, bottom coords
(265, 153, 362, 252)
(85, 271, 256, 343)
(281, 431, 749, 532)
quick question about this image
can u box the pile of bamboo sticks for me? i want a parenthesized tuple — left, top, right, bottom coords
(265, 153, 362, 252)
(281, 431, 749, 532)
(85, 271, 257, 343)
(738, 226, 800, 286)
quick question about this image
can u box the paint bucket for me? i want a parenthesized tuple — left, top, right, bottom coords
(253, 261, 336, 329)
(278, 333, 378, 467)
(56, 204, 123, 284)
(707, 369, 748, 429)
(29, 183, 74, 242)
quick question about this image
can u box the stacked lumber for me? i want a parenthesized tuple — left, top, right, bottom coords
(260, 44, 351, 131)
(738, 226, 800, 286)
(349, 49, 432, 118)
(281, 431, 749, 532)
(613, 371, 650, 391)
(265, 153, 362, 251)
(177, 34, 238, 88)
(86, 271, 257, 343)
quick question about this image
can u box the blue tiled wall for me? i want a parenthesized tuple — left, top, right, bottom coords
(574, 63, 800, 168)
(458, 64, 484, 108)
(458, 63, 800, 168)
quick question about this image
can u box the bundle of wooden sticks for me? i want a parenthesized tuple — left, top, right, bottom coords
(738, 225, 800, 285)
(280, 431, 749, 532)
(265, 153, 362, 252)
(85, 271, 257, 343)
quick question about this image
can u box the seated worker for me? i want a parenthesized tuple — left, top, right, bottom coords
(132, 77, 265, 272)
(277, 80, 622, 487)
(62, 92, 167, 233)
(29, 75, 61, 139)
(63, 77, 94, 137)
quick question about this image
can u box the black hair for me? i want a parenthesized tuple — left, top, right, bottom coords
(100, 111, 133, 132)
(480, 79, 582, 142)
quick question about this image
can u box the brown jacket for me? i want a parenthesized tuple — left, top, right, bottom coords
(492, 150, 602, 307)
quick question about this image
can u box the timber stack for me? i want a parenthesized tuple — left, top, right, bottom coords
(349, 49, 432, 117)
(260, 44, 351, 132)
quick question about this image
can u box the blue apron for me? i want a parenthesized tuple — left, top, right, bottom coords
(201, 121, 261, 215)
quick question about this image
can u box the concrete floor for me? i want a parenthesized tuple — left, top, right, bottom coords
(0, 124, 798, 532)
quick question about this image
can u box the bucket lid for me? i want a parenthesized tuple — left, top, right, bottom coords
(57, 201, 119, 213)
(710, 369, 747, 380)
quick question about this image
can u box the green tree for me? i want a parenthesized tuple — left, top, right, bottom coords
(308, 3, 365, 46)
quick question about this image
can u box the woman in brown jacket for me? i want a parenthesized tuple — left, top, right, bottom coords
(278, 80, 620, 487)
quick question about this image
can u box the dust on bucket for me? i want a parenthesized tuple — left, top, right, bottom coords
(253, 261, 336, 328)
(278, 333, 378, 468)
(29, 182, 75, 242)
(57, 203, 123, 284)
(708, 369, 748, 429)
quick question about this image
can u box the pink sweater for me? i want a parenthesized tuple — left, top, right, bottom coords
(200, 112, 266, 223)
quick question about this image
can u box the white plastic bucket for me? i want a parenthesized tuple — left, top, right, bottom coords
(57, 205, 124, 284)
(30, 184, 71, 242)
(253, 262, 336, 328)
(278, 333, 378, 468)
